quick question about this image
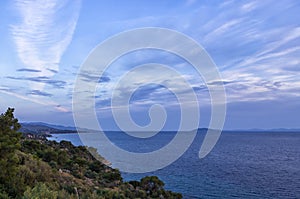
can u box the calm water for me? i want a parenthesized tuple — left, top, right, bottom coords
(48, 130, 300, 198)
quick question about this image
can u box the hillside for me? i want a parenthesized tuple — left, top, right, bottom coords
(0, 108, 182, 199)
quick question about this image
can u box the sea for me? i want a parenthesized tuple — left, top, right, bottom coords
(48, 130, 300, 198)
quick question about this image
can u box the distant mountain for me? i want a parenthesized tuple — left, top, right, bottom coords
(22, 122, 76, 130)
(269, 128, 300, 132)
(20, 122, 77, 134)
(20, 122, 300, 134)
(223, 128, 300, 133)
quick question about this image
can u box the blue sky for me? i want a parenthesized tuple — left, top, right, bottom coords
(0, 0, 300, 130)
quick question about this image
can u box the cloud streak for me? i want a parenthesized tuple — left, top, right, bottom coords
(11, 0, 81, 80)
(27, 90, 53, 97)
(6, 76, 66, 89)
(0, 89, 69, 112)
(17, 68, 41, 72)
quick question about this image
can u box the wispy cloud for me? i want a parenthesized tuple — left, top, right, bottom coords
(78, 70, 111, 83)
(204, 18, 244, 42)
(241, 1, 258, 12)
(4, 0, 81, 112)
(47, 68, 58, 74)
(17, 68, 41, 72)
(11, 0, 81, 82)
(0, 89, 69, 112)
(27, 90, 53, 97)
(6, 76, 66, 89)
(255, 27, 300, 58)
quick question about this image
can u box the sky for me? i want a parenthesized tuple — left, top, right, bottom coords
(0, 0, 300, 130)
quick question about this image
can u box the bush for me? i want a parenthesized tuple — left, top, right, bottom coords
(23, 183, 58, 199)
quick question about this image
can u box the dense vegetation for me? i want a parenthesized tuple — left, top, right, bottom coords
(0, 108, 182, 199)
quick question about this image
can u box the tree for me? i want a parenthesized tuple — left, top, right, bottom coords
(140, 176, 165, 196)
(0, 108, 21, 157)
(0, 108, 22, 197)
(22, 183, 58, 199)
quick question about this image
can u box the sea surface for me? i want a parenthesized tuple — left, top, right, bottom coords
(48, 130, 300, 198)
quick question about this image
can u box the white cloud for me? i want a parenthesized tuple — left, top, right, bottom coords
(236, 45, 300, 69)
(204, 19, 244, 43)
(257, 27, 300, 57)
(241, 1, 257, 12)
(11, 0, 81, 84)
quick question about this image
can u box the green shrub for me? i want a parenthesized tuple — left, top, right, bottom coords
(22, 183, 58, 199)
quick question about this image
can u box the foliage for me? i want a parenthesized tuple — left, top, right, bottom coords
(0, 108, 22, 197)
(22, 183, 58, 199)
